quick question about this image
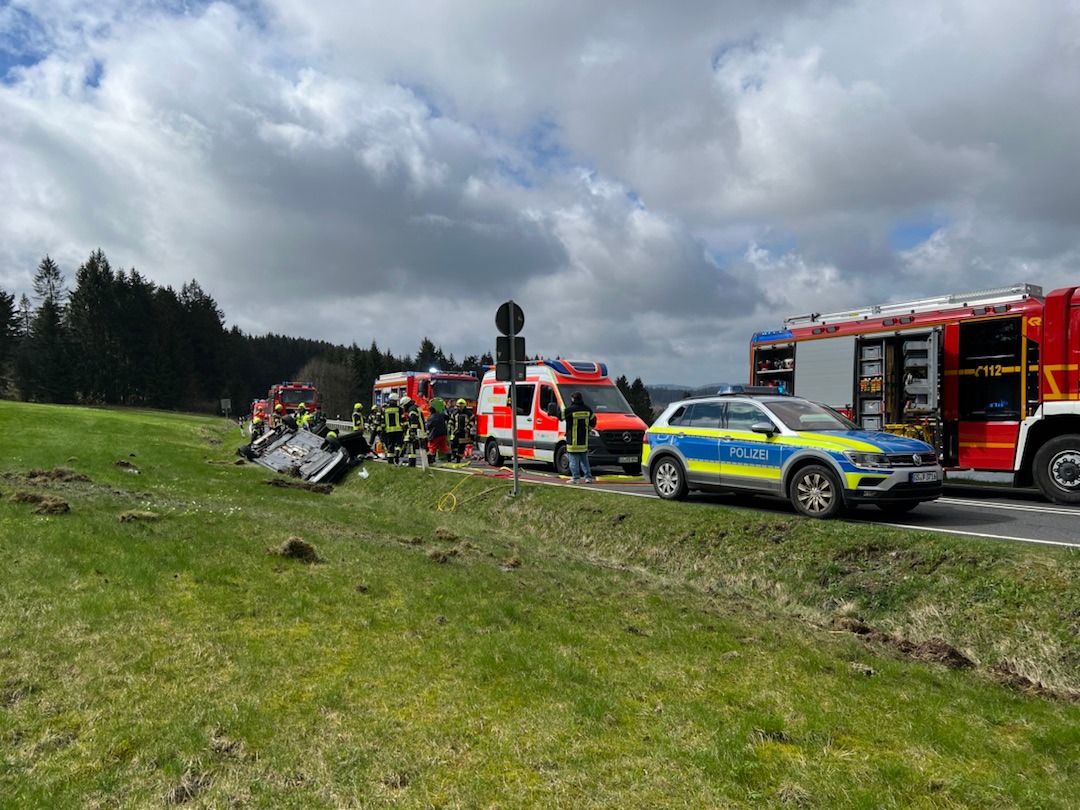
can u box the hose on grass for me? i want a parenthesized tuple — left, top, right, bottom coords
(436, 475, 510, 512)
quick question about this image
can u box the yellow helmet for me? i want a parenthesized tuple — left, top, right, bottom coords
(297, 403, 307, 410)
(456, 398, 467, 406)
(274, 403, 283, 412)
(354, 402, 362, 410)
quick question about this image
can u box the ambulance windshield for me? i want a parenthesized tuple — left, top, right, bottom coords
(557, 383, 633, 414)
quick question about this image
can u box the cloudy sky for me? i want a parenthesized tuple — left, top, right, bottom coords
(2, 1, 1079, 387)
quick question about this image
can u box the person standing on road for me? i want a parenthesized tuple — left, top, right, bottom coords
(352, 402, 365, 431)
(401, 396, 426, 468)
(562, 391, 596, 483)
(425, 405, 449, 464)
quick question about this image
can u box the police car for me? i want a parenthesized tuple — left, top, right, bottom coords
(643, 385, 943, 519)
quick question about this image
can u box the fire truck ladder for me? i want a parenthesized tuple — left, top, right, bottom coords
(784, 283, 1044, 327)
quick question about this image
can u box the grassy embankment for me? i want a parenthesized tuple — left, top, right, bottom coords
(1, 400, 1078, 808)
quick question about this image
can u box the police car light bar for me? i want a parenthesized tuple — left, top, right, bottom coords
(716, 384, 789, 396)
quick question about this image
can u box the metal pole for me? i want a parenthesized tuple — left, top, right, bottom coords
(508, 300, 520, 496)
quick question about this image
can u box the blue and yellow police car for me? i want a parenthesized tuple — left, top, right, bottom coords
(643, 385, 943, 519)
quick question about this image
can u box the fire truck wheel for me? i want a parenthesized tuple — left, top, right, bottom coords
(1033, 435, 1080, 504)
(484, 439, 504, 468)
(554, 445, 571, 477)
(650, 456, 688, 501)
(789, 464, 844, 519)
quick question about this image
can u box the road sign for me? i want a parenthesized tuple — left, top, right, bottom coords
(496, 335, 525, 363)
(495, 300, 525, 336)
(495, 362, 527, 382)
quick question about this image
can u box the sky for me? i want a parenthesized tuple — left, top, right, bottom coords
(2, 0, 1079, 388)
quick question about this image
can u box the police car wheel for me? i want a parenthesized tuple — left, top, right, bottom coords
(790, 464, 843, 519)
(484, 439, 503, 468)
(651, 457, 688, 501)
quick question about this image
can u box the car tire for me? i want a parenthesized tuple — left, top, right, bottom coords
(484, 438, 503, 468)
(622, 462, 642, 476)
(1032, 434, 1080, 504)
(554, 445, 571, 477)
(876, 500, 919, 515)
(789, 464, 844, 519)
(651, 456, 688, 501)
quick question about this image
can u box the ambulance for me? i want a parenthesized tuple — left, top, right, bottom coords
(477, 359, 648, 476)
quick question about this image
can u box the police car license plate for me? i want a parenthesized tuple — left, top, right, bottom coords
(618, 456, 637, 464)
(910, 471, 939, 483)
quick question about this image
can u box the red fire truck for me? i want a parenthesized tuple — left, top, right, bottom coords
(372, 370, 480, 417)
(267, 381, 319, 425)
(749, 283, 1080, 504)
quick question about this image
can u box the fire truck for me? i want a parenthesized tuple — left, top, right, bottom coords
(749, 283, 1080, 504)
(372, 370, 480, 417)
(267, 381, 319, 425)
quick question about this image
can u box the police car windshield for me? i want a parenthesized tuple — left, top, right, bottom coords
(558, 384, 634, 414)
(763, 399, 859, 432)
(432, 379, 479, 402)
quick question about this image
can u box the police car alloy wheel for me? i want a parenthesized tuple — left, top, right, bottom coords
(789, 464, 843, 519)
(651, 457, 688, 501)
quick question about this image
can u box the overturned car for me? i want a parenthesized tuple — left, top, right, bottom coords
(238, 424, 370, 484)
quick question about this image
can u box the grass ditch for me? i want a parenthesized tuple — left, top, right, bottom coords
(0, 399, 1078, 807)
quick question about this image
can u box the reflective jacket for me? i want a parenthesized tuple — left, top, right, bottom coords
(562, 402, 596, 453)
(382, 404, 403, 435)
(449, 408, 475, 443)
(405, 407, 425, 442)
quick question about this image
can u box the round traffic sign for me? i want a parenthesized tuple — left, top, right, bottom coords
(495, 300, 525, 336)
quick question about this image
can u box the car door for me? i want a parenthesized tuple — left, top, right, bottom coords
(718, 401, 783, 494)
(534, 383, 560, 463)
(674, 402, 722, 487)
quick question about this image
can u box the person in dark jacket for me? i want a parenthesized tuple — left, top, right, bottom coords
(448, 398, 475, 463)
(425, 406, 449, 464)
(562, 391, 597, 483)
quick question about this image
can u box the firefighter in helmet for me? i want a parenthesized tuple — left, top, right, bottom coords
(401, 396, 426, 467)
(352, 402, 365, 431)
(296, 402, 310, 430)
(381, 392, 404, 464)
(449, 398, 475, 463)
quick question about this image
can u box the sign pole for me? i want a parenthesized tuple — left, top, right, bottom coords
(508, 300, 520, 496)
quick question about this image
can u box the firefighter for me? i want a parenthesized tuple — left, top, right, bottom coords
(367, 402, 384, 452)
(351, 402, 365, 432)
(249, 413, 266, 444)
(381, 393, 404, 464)
(296, 402, 310, 430)
(273, 402, 284, 427)
(401, 396, 427, 468)
(425, 402, 449, 463)
(562, 391, 597, 483)
(448, 398, 475, 463)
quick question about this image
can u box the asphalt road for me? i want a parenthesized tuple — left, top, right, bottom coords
(452, 460, 1080, 550)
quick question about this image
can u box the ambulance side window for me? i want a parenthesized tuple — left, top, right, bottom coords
(512, 384, 535, 416)
(539, 384, 558, 415)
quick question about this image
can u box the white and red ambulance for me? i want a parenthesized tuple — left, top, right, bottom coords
(477, 358, 648, 476)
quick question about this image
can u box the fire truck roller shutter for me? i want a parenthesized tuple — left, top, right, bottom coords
(793, 336, 856, 410)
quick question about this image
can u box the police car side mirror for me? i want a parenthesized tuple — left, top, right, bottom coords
(751, 422, 778, 436)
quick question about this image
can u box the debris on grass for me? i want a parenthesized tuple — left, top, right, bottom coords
(273, 536, 320, 563)
(833, 616, 975, 669)
(264, 479, 333, 494)
(27, 466, 91, 483)
(165, 770, 210, 805)
(434, 527, 460, 542)
(10, 490, 44, 503)
(118, 510, 160, 522)
(427, 547, 460, 564)
(989, 660, 1080, 704)
(34, 496, 71, 515)
(115, 460, 141, 474)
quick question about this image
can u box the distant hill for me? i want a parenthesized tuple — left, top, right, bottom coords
(646, 383, 720, 407)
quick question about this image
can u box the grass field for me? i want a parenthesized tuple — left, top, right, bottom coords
(1, 400, 1078, 808)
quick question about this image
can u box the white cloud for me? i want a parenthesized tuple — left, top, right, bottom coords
(2, 0, 1080, 387)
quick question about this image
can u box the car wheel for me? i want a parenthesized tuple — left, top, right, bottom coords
(651, 456, 688, 501)
(484, 438, 503, 468)
(554, 445, 571, 477)
(789, 464, 843, 519)
(1033, 434, 1080, 504)
(622, 462, 642, 476)
(876, 500, 919, 515)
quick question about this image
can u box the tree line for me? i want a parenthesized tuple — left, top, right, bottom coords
(0, 251, 655, 422)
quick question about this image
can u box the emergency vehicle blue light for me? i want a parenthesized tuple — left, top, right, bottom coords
(751, 330, 794, 342)
(717, 384, 788, 396)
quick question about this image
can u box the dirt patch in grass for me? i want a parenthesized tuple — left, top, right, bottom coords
(273, 536, 320, 563)
(989, 661, 1080, 704)
(27, 466, 91, 483)
(165, 770, 211, 805)
(10, 490, 70, 514)
(833, 616, 975, 669)
(118, 510, 160, 522)
(264, 479, 333, 494)
(115, 460, 141, 475)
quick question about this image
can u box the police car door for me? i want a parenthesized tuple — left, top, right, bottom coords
(719, 401, 782, 494)
(677, 401, 722, 487)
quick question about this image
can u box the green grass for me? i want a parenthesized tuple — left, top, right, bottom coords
(1, 400, 1078, 808)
